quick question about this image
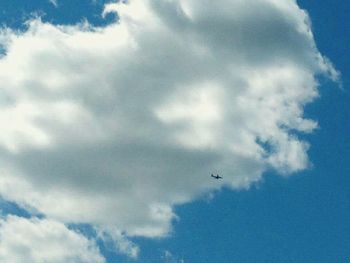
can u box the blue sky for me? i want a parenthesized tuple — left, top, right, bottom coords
(0, 0, 349, 262)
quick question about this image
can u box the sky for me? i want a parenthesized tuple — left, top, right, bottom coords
(0, 0, 348, 262)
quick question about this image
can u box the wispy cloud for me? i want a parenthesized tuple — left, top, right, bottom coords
(96, 226, 140, 259)
(162, 250, 185, 263)
(48, 0, 58, 7)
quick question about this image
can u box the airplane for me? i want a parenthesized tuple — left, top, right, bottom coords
(211, 174, 222, 180)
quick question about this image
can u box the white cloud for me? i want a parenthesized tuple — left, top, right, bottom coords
(0, 215, 104, 263)
(0, 0, 337, 256)
(96, 226, 140, 259)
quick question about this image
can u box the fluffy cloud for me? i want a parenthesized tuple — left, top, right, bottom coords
(0, 215, 104, 263)
(0, 0, 336, 255)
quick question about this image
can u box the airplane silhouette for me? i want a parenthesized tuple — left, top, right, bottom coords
(211, 174, 222, 180)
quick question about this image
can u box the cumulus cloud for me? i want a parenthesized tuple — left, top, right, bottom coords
(0, 215, 104, 263)
(0, 0, 337, 258)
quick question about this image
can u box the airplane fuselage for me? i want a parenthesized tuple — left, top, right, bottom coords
(211, 174, 222, 179)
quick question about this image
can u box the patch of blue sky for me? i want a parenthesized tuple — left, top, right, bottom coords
(297, 0, 349, 82)
(0, 199, 32, 218)
(68, 223, 98, 240)
(0, 0, 117, 30)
